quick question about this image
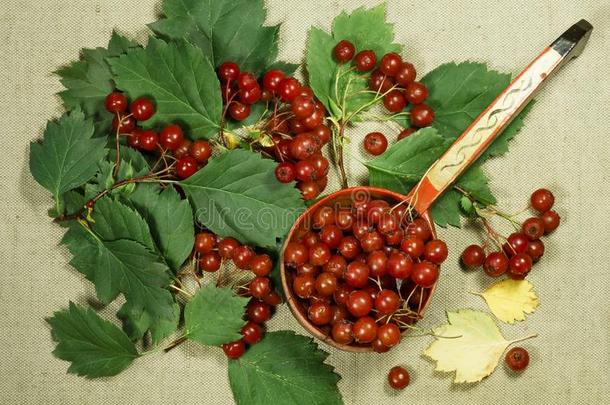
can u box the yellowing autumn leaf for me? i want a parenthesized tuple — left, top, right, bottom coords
(474, 279, 540, 324)
(424, 309, 536, 383)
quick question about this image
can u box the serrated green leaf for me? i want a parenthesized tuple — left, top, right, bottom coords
(29, 110, 107, 213)
(129, 184, 195, 272)
(431, 190, 462, 228)
(181, 149, 305, 248)
(62, 197, 174, 322)
(457, 165, 496, 205)
(228, 331, 342, 405)
(460, 196, 475, 216)
(149, 0, 279, 75)
(307, 4, 401, 118)
(118, 300, 180, 345)
(56, 31, 138, 119)
(109, 38, 222, 139)
(184, 284, 248, 346)
(266, 61, 300, 76)
(48, 302, 139, 378)
(366, 127, 450, 190)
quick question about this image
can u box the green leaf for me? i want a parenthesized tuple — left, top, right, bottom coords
(48, 302, 139, 378)
(62, 197, 175, 322)
(431, 190, 462, 228)
(109, 38, 223, 139)
(29, 109, 107, 212)
(307, 4, 400, 118)
(228, 331, 342, 405)
(184, 284, 248, 346)
(129, 184, 195, 272)
(117, 300, 180, 345)
(181, 149, 305, 248)
(460, 196, 475, 216)
(149, 0, 279, 75)
(267, 61, 300, 76)
(56, 31, 139, 117)
(457, 165, 496, 205)
(366, 127, 450, 192)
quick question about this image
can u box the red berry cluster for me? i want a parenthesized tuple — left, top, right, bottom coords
(105, 92, 212, 180)
(461, 188, 560, 279)
(191, 231, 281, 360)
(217, 62, 331, 200)
(333, 40, 434, 155)
(284, 195, 447, 352)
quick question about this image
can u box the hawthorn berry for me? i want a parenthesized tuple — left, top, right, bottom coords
(175, 156, 198, 179)
(410, 104, 435, 127)
(383, 90, 406, 113)
(461, 244, 485, 268)
(130, 97, 155, 121)
(395, 63, 417, 87)
(159, 124, 184, 151)
(218, 62, 240, 83)
(222, 340, 245, 359)
(105, 92, 128, 113)
(355, 50, 377, 72)
(364, 132, 388, 155)
(334, 40, 355, 63)
(531, 188, 554, 212)
(189, 140, 212, 163)
(483, 252, 509, 277)
(505, 347, 530, 371)
(228, 102, 251, 121)
(380, 52, 402, 76)
(138, 130, 158, 152)
(275, 162, 296, 183)
(241, 321, 264, 345)
(388, 366, 410, 390)
(541, 210, 560, 233)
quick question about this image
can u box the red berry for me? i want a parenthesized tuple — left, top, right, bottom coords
(263, 290, 282, 306)
(400, 236, 425, 259)
(338, 236, 361, 260)
(397, 128, 416, 141)
(364, 132, 388, 155)
(346, 290, 373, 317)
(424, 239, 448, 264)
(404, 82, 428, 104)
(222, 340, 245, 359)
(275, 162, 296, 183)
(295, 160, 316, 182)
(331, 321, 354, 344)
(505, 347, 529, 371)
(262, 70, 285, 92)
(309, 243, 331, 266)
(372, 338, 390, 353)
(388, 366, 410, 390)
(138, 130, 158, 152)
(237, 72, 258, 91)
(130, 97, 155, 121)
(292, 95, 315, 119)
(504, 233, 529, 256)
(284, 242, 308, 268)
(509, 253, 532, 277)
(189, 140, 212, 163)
(526, 239, 545, 262)
(250, 277, 272, 299)
(251, 254, 273, 277)
(315, 272, 338, 297)
(298, 181, 320, 201)
(112, 115, 136, 134)
(293, 274, 316, 299)
(302, 107, 324, 130)
(127, 130, 141, 149)
(233, 245, 255, 269)
(312, 125, 331, 145)
(377, 323, 401, 347)
(367, 250, 388, 277)
(308, 301, 333, 326)
(309, 154, 330, 179)
(240, 86, 262, 104)
(353, 316, 377, 343)
(355, 50, 377, 72)
(105, 92, 128, 113)
(541, 210, 560, 233)
(380, 53, 402, 76)
(218, 62, 240, 83)
(334, 40, 356, 63)
(200, 252, 221, 272)
(369, 69, 394, 93)
(383, 90, 406, 113)
(410, 104, 435, 127)
(375, 289, 400, 315)
(320, 225, 343, 249)
(395, 63, 417, 87)
(175, 156, 198, 179)
(229, 102, 251, 121)
(405, 218, 432, 241)
(324, 255, 347, 278)
(246, 300, 271, 323)
(483, 252, 509, 277)
(530, 189, 554, 212)
(344, 261, 370, 288)
(194, 232, 216, 254)
(522, 217, 545, 241)
(159, 124, 184, 151)
(218, 237, 240, 259)
(278, 78, 301, 103)
(386, 252, 413, 279)
(313, 206, 335, 229)
(173, 139, 191, 159)
(411, 261, 438, 287)
(290, 133, 318, 160)
(241, 321, 263, 345)
(461, 245, 485, 268)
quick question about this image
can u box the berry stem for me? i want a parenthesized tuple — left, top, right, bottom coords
(163, 335, 188, 353)
(508, 333, 538, 345)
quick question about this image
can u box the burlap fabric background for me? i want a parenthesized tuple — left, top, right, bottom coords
(1, 0, 609, 404)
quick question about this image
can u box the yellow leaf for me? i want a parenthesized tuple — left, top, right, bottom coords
(224, 132, 240, 150)
(475, 279, 540, 324)
(423, 309, 536, 383)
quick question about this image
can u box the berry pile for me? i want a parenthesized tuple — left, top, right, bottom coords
(191, 231, 281, 359)
(333, 39, 435, 156)
(217, 62, 331, 200)
(284, 195, 447, 352)
(105, 92, 211, 180)
(461, 188, 561, 279)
